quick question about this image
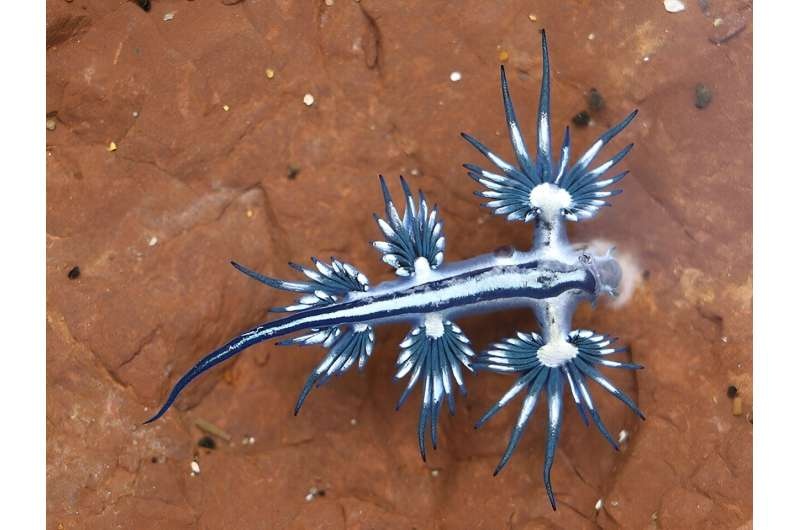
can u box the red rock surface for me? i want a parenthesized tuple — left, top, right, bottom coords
(47, 1, 752, 528)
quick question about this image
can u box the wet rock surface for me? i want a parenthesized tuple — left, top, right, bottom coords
(47, 1, 752, 528)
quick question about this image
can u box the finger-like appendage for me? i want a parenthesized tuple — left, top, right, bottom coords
(568, 364, 619, 450)
(576, 358, 646, 420)
(500, 65, 537, 181)
(493, 368, 548, 475)
(475, 367, 541, 429)
(536, 29, 552, 180)
(544, 371, 564, 510)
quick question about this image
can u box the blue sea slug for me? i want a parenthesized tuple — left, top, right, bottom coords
(147, 30, 642, 510)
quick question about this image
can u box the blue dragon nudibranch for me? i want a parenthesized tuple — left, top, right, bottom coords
(146, 30, 643, 510)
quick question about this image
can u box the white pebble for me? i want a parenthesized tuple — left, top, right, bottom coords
(663, 0, 685, 13)
(190, 461, 200, 474)
(643, 56, 650, 62)
(148, 236, 158, 247)
(618, 429, 629, 444)
(303, 93, 315, 106)
(595, 499, 603, 511)
(431, 469, 440, 477)
(163, 12, 175, 22)
(588, 33, 595, 41)
(449, 71, 462, 82)
(350, 418, 357, 426)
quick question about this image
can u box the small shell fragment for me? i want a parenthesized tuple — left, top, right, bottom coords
(449, 71, 462, 82)
(46, 118, 56, 131)
(732, 396, 743, 416)
(163, 12, 175, 22)
(663, 0, 686, 13)
(303, 94, 315, 106)
(618, 429, 629, 444)
(190, 460, 200, 474)
(148, 236, 158, 247)
(265, 68, 275, 79)
(107, 141, 117, 152)
(595, 499, 603, 511)
(528, 14, 537, 22)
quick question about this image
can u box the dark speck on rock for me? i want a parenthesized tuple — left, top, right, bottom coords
(727, 385, 738, 398)
(587, 88, 605, 112)
(67, 266, 81, 280)
(198, 436, 217, 450)
(571, 111, 590, 127)
(287, 165, 301, 180)
(695, 84, 713, 109)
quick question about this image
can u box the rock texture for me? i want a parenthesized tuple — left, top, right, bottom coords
(47, 0, 752, 528)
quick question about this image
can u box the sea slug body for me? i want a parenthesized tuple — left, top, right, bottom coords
(147, 30, 642, 511)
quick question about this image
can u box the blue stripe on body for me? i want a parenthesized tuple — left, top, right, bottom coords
(303, 261, 593, 327)
(145, 259, 595, 423)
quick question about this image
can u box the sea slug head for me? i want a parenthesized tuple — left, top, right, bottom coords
(579, 247, 622, 298)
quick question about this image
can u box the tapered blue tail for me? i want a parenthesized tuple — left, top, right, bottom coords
(143, 318, 299, 424)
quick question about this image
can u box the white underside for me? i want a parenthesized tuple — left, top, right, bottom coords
(529, 183, 572, 219)
(536, 340, 579, 368)
(414, 257, 432, 277)
(424, 313, 445, 338)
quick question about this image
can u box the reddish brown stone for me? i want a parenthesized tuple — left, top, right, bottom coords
(47, 0, 752, 527)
